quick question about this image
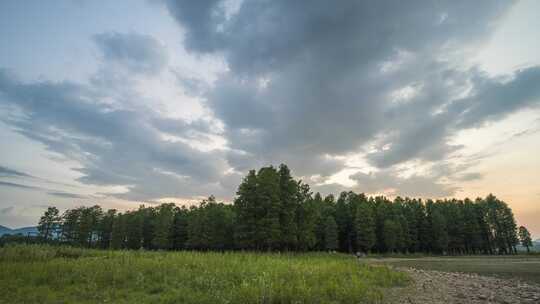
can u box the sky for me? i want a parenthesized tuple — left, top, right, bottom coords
(0, 0, 539, 237)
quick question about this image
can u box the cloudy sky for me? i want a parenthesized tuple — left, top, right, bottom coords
(0, 0, 539, 236)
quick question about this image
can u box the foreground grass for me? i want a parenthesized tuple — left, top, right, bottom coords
(0, 245, 408, 304)
(375, 255, 540, 284)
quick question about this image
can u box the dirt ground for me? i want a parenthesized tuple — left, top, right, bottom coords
(386, 267, 540, 304)
(375, 256, 540, 284)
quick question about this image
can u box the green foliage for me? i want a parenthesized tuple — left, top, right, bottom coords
(187, 197, 235, 250)
(37, 207, 60, 240)
(355, 201, 376, 253)
(0, 245, 409, 304)
(36, 164, 526, 256)
(97, 209, 116, 249)
(383, 220, 399, 253)
(295, 182, 317, 250)
(0, 244, 96, 262)
(125, 211, 143, 250)
(170, 206, 189, 250)
(323, 215, 339, 251)
(0, 234, 47, 247)
(519, 226, 533, 253)
(278, 164, 299, 250)
(152, 203, 175, 250)
(59, 206, 102, 247)
(428, 205, 449, 254)
(335, 192, 353, 252)
(234, 170, 258, 249)
(254, 166, 282, 250)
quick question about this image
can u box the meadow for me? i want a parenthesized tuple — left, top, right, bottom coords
(0, 245, 408, 304)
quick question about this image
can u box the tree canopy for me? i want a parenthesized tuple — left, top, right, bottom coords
(36, 164, 525, 254)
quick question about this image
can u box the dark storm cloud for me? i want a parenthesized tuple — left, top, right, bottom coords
(0, 165, 32, 178)
(164, 0, 225, 52)
(93, 32, 168, 74)
(1, 1, 539, 201)
(452, 66, 540, 129)
(370, 66, 540, 167)
(168, 1, 512, 74)
(163, 0, 540, 195)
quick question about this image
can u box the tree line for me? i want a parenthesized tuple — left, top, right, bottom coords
(37, 164, 534, 254)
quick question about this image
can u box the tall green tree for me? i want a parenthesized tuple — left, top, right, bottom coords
(500, 203, 519, 254)
(61, 207, 82, 244)
(429, 207, 448, 254)
(402, 199, 420, 253)
(234, 170, 259, 249)
(335, 192, 353, 252)
(152, 203, 175, 250)
(383, 219, 399, 253)
(518, 226, 533, 253)
(125, 211, 143, 249)
(443, 200, 465, 254)
(313, 194, 336, 251)
(37, 206, 60, 240)
(355, 201, 375, 253)
(35, 164, 528, 256)
(373, 196, 392, 253)
(97, 209, 116, 249)
(140, 206, 156, 250)
(414, 200, 430, 253)
(256, 166, 281, 250)
(278, 164, 299, 250)
(188, 197, 235, 250)
(171, 206, 189, 250)
(483, 195, 519, 254)
(312, 192, 325, 250)
(462, 199, 482, 254)
(186, 204, 211, 250)
(324, 215, 338, 251)
(78, 205, 103, 247)
(110, 213, 126, 249)
(296, 182, 316, 250)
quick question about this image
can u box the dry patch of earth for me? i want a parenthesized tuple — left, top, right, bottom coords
(386, 267, 540, 304)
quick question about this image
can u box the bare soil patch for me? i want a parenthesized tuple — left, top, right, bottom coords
(386, 267, 540, 304)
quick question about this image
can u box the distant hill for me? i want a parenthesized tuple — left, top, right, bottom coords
(517, 239, 540, 252)
(0, 225, 38, 236)
(0, 225, 12, 236)
(13, 226, 39, 235)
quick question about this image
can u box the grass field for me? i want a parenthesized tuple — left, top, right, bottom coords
(372, 255, 540, 284)
(0, 245, 408, 304)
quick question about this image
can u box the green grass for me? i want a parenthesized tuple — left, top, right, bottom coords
(374, 255, 540, 284)
(0, 245, 409, 304)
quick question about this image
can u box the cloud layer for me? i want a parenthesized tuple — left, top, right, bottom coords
(163, 0, 539, 196)
(0, 32, 233, 201)
(1, 1, 539, 203)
